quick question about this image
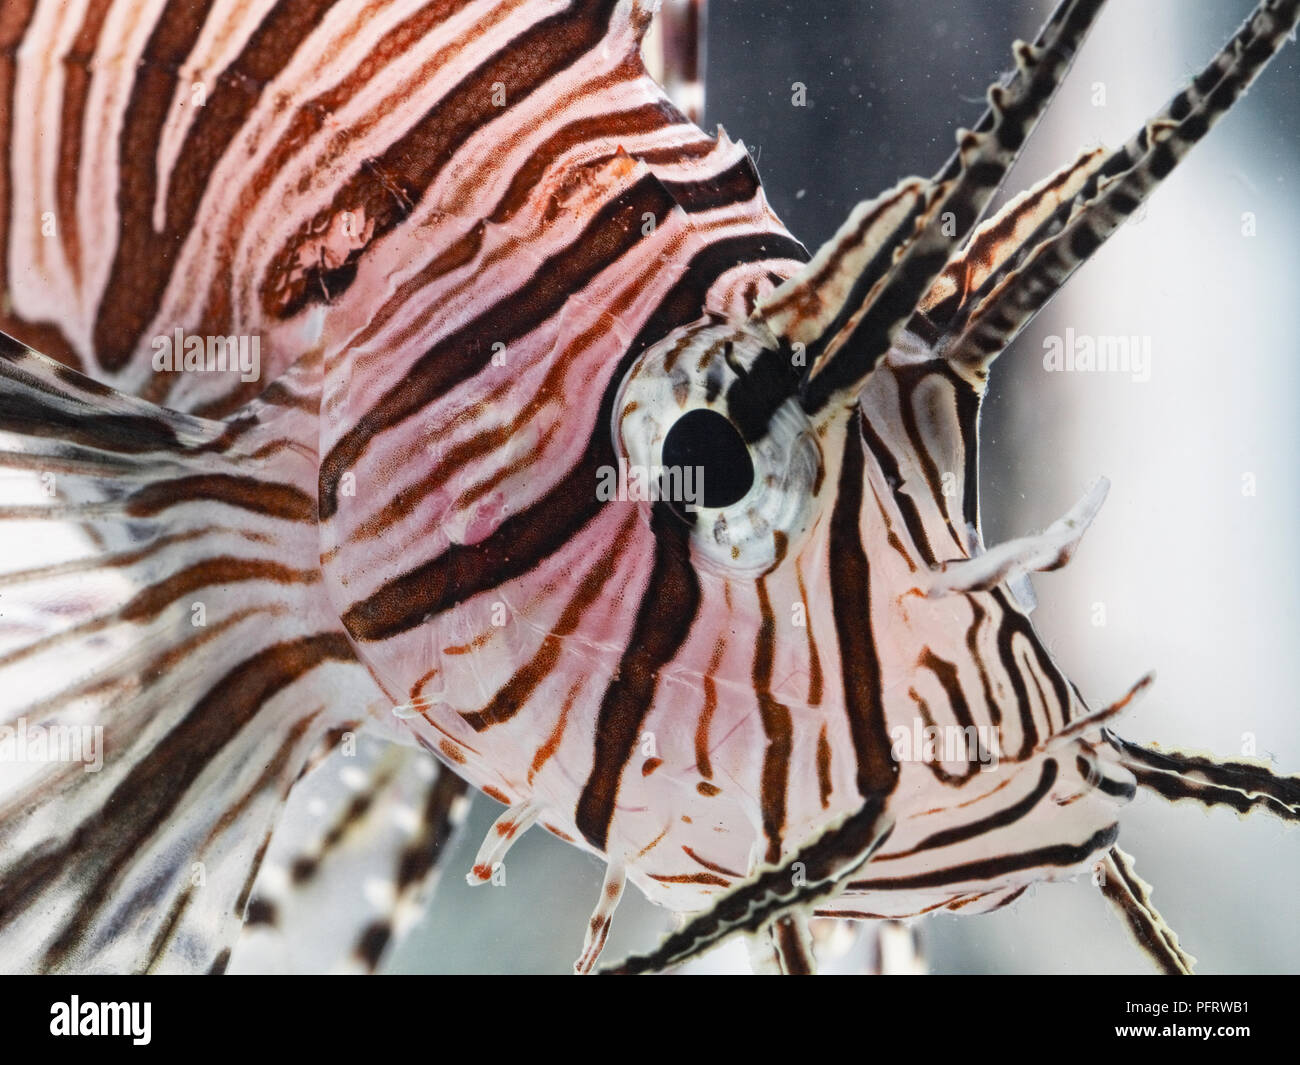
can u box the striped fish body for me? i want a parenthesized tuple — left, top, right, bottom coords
(302, 4, 1128, 919)
(305, 0, 1300, 953)
(323, 300, 1129, 918)
(2, 0, 1297, 974)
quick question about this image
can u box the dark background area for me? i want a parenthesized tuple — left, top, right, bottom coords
(707, 0, 1044, 247)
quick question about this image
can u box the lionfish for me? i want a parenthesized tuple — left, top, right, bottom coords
(0, 0, 1295, 976)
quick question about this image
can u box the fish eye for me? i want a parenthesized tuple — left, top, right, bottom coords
(613, 318, 823, 574)
(662, 408, 754, 510)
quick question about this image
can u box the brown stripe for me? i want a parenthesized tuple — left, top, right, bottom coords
(494, 102, 683, 225)
(964, 600, 1002, 727)
(990, 586, 1070, 749)
(771, 916, 813, 975)
(661, 153, 762, 214)
(694, 640, 724, 779)
(682, 846, 743, 879)
(55, 0, 115, 286)
(527, 678, 583, 784)
(816, 723, 833, 809)
(574, 503, 699, 850)
(637, 138, 715, 166)
(753, 564, 792, 865)
(917, 648, 977, 732)
(94, 0, 342, 369)
(120, 557, 317, 622)
(857, 406, 936, 567)
(126, 474, 315, 522)
(648, 871, 728, 888)
(893, 362, 969, 556)
(308, 77, 685, 364)
(87, 0, 214, 366)
(867, 480, 917, 572)
(852, 825, 1119, 893)
(829, 411, 898, 798)
(795, 562, 823, 705)
(907, 688, 966, 785)
(351, 270, 652, 544)
(881, 760, 1057, 861)
(164, 0, 480, 388)
(336, 221, 487, 373)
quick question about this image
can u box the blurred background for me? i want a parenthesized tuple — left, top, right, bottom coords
(388, 0, 1300, 974)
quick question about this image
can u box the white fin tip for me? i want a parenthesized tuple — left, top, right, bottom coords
(465, 800, 541, 886)
(927, 477, 1110, 598)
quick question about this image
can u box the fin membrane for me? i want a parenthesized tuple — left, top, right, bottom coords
(0, 335, 385, 973)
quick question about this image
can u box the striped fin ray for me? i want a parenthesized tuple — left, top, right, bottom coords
(743, 0, 1107, 428)
(911, 145, 1107, 371)
(1095, 846, 1196, 975)
(757, 179, 929, 354)
(1103, 732, 1300, 823)
(602, 797, 895, 974)
(0, 334, 382, 973)
(744, 914, 816, 975)
(941, 0, 1300, 367)
(229, 736, 469, 974)
(764, 914, 815, 975)
(574, 860, 627, 974)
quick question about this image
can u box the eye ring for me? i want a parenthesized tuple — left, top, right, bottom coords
(612, 318, 823, 574)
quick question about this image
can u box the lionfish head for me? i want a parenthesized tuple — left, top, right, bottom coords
(612, 232, 1111, 773)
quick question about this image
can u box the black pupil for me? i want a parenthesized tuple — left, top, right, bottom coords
(661, 408, 754, 510)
